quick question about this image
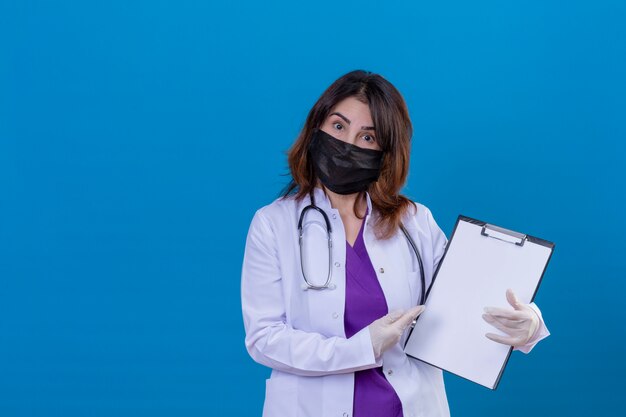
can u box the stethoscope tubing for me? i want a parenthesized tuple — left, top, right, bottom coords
(298, 191, 335, 290)
(298, 191, 428, 305)
(399, 223, 427, 306)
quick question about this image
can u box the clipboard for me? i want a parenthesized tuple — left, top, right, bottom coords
(403, 215, 554, 389)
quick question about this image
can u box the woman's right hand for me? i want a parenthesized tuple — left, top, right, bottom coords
(368, 305, 425, 359)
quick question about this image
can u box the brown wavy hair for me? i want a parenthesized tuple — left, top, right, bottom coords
(281, 70, 416, 240)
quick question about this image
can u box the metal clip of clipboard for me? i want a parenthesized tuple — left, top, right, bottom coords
(480, 223, 527, 247)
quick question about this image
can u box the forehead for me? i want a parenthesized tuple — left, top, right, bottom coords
(329, 97, 373, 122)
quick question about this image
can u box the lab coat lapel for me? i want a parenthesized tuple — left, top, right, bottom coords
(362, 194, 413, 313)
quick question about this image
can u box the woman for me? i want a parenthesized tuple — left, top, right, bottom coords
(241, 70, 549, 417)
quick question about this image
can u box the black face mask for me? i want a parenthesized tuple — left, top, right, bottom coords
(308, 129, 384, 195)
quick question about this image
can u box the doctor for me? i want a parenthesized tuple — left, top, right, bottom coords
(241, 70, 549, 417)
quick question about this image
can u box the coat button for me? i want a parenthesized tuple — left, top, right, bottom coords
(334, 262, 340, 267)
(343, 413, 349, 417)
(387, 369, 393, 376)
(332, 312, 339, 319)
(379, 267, 385, 273)
(332, 214, 337, 219)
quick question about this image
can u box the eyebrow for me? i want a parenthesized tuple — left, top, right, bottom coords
(330, 112, 376, 131)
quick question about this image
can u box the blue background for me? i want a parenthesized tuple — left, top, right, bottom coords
(1, 1, 625, 416)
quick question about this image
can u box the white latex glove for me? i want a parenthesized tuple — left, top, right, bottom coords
(368, 305, 425, 359)
(482, 289, 539, 347)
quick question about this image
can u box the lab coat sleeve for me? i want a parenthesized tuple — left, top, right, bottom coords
(241, 209, 380, 377)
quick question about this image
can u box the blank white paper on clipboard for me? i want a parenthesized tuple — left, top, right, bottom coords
(403, 215, 554, 389)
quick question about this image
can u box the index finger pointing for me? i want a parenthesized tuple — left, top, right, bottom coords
(395, 305, 425, 330)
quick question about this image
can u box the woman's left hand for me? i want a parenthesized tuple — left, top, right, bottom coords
(482, 289, 539, 347)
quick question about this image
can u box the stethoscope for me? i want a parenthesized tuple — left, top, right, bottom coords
(298, 190, 429, 305)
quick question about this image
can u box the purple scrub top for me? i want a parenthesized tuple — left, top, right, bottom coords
(344, 215, 404, 417)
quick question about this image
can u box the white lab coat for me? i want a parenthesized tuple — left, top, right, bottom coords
(241, 187, 547, 417)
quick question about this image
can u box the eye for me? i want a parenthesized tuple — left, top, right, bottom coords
(333, 122, 344, 131)
(362, 134, 376, 143)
